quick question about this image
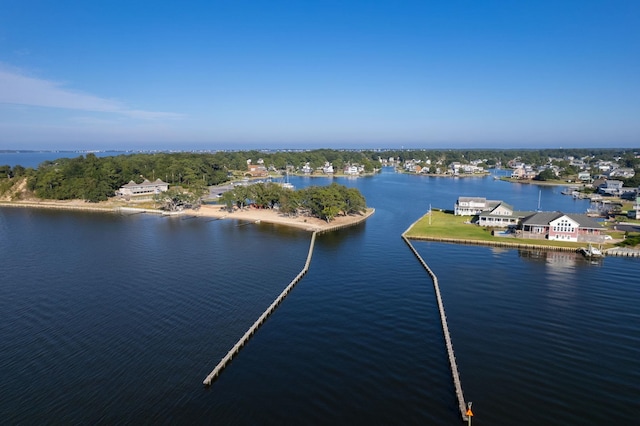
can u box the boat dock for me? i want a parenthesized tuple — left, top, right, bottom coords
(202, 231, 317, 386)
(605, 247, 640, 257)
(402, 234, 470, 422)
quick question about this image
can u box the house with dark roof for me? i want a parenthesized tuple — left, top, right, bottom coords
(519, 212, 604, 243)
(598, 180, 624, 196)
(477, 202, 533, 227)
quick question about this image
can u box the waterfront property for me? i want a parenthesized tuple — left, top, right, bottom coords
(477, 202, 533, 227)
(519, 211, 604, 242)
(116, 178, 169, 198)
(3, 166, 639, 425)
(455, 195, 607, 243)
(454, 196, 502, 216)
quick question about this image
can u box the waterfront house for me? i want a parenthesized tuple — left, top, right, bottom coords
(477, 202, 533, 227)
(343, 164, 360, 175)
(301, 162, 313, 174)
(519, 212, 604, 242)
(454, 196, 501, 216)
(598, 179, 623, 196)
(449, 162, 462, 175)
(117, 179, 169, 198)
(322, 162, 334, 174)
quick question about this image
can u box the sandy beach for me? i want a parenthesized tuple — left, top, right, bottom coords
(193, 205, 375, 232)
(0, 198, 374, 232)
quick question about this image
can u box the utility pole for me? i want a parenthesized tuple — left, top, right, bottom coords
(466, 402, 473, 425)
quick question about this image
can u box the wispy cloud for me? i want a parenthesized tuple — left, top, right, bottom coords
(0, 66, 183, 120)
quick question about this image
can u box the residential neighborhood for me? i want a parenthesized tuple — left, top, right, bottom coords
(396, 152, 640, 196)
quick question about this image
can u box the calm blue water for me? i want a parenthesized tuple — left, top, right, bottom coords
(1, 166, 638, 424)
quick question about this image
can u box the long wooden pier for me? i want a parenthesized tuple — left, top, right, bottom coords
(202, 209, 373, 386)
(402, 233, 470, 422)
(202, 231, 317, 386)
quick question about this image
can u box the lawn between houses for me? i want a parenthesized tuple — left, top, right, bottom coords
(404, 209, 618, 250)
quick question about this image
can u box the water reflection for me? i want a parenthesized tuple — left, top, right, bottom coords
(518, 249, 604, 268)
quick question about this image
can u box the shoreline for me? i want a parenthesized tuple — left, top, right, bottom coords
(0, 199, 375, 232)
(192, 205, 375, 232)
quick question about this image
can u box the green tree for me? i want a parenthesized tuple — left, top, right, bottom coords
(535, 168, 556, 181)
(154, 188, 201, 211)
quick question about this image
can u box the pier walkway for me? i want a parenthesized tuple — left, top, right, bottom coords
(202, 209, 372, 386)
(202, 231, 317, 386)
(402, 232, 470, 422)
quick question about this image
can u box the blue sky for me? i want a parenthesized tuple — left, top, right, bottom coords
(0, 0, 638, 150)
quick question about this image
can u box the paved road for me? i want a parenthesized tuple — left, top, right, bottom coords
(613, 222, 640, 233)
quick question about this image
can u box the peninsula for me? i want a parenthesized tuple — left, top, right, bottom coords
(402, 208, 640, 257)
(193, 205, 374, 232)
(0, 198, 374, 232)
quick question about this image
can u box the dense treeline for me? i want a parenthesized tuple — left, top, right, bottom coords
(220, 182, 367, 222)
(16, 153, 227, 202)
(1, 148, 639, 202)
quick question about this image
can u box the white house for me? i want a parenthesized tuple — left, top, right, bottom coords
(344, 165, 360, 175)
(477, 202, 531, 227)
(117, 179, 169, 197)
(455, 196, 501, 216)
(301, 162, 313, 174)
(608, 167, 635, 179)
(578, 171, 591, 182)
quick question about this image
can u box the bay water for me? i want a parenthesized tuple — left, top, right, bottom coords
(1, 166, 638, 424)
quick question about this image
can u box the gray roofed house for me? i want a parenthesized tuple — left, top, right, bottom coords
(117, 179, 169, 198)
(454, 196, 501, 216)
(519, 211, 604, 242)
(477, 202, 534, 227)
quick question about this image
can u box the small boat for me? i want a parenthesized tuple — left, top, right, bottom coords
(280, 172, 295, 190)
(579, 243, 603, 258)
(561, 186, 579, 195)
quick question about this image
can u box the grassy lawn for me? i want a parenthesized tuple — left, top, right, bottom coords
(405, 210, 610, 249)
(405, 210, 496, 241)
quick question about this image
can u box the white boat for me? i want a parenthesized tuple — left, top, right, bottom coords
(280, 172, 295, 190)
(579, 243, 603, 258)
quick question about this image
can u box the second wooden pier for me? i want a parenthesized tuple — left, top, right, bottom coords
(402, 233, 470, 422)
